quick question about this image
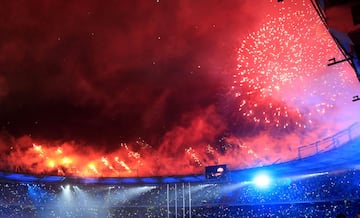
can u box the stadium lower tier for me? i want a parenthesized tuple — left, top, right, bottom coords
(1, 169, 360, 217)
(0, 202, 359, 217)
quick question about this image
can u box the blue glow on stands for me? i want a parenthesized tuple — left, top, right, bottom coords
(102, 178, 122, 184)
(253, 173, 271, 189)
(162, 177, 179, 183)
(140, 177, 158, 183)
(121, 178, 138, 184)
(182, 175, 205, 182)
(5, 174, 39, 182)
(81, 178, 100, 184)
(40, 176, 65, 182)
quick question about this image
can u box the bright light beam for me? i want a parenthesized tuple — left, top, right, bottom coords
(253, 173, 271, 188)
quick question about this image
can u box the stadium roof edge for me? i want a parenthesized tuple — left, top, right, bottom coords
(0, 123, 359, 185)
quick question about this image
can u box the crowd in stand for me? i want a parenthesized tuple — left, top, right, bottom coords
(0, 169, 360, 217)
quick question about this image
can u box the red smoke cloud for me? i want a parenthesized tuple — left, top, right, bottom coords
(0, 0, 359, 177)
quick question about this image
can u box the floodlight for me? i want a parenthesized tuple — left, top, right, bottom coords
(253, 173, 271, 188)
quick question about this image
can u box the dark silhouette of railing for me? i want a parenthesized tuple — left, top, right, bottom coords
(298, 123, 360, 159)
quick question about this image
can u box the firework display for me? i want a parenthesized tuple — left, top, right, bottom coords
(0, 0, 359, 177)
(232, 1, 356, 130)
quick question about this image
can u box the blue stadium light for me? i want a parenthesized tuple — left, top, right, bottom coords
(140, 177, 159, 183)
(41, 175, 65, 182)
(162, 177, 179, 183)
(102, 178, 122, 184)
(121, 178, 138, 184)
(181, 175, 205, 183)
(5, 173, 39, 182)
(253, 173, 271, 188)
(81, 178, 100, 184)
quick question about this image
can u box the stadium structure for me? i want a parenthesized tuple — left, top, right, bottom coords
(1, 0, 360, 217)
(311, 0, 360, 82)
(0, 123, 359, 217)
(312, 0, 360, 81)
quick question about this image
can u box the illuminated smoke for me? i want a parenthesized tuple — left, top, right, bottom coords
(0, 0, 359, 177)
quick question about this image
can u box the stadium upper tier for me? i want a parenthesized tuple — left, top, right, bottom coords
(0, 123, 359, 185)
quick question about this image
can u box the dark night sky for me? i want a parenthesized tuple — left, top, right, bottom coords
(0, 0, 258, 145)
(0, 0, 359, 176)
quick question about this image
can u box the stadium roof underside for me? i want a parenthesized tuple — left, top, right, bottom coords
(312, 0, 360, 81)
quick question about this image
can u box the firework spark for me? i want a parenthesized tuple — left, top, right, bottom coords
(232, 0, 355, 130)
